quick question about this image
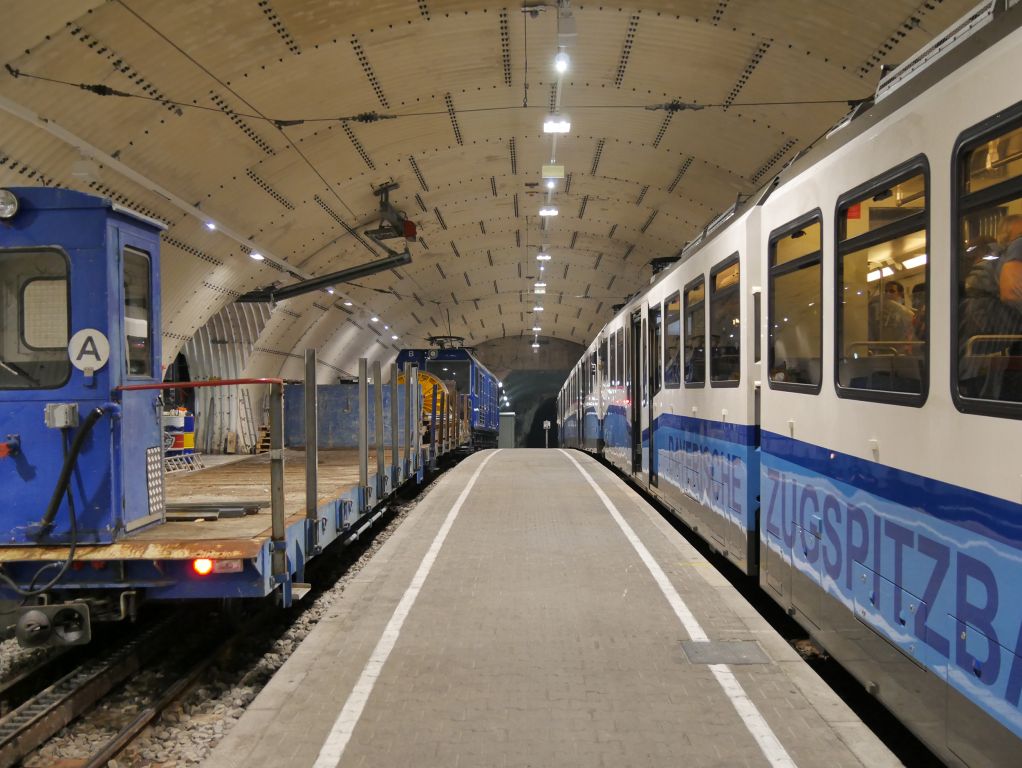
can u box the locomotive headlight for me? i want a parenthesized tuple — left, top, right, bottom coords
(0, 189, 19, 220)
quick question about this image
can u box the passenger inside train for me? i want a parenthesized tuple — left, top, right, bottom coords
(958, 122, 1022, 403)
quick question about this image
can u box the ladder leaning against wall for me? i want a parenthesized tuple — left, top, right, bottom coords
(238, 387, 259, 454)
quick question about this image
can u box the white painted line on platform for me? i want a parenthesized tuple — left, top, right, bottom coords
(313, 450, 499, 768)
(560, 449, 797, 768)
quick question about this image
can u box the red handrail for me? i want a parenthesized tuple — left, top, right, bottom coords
(115, 378, 284, 392)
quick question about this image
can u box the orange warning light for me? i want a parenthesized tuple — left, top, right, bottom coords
(192, 558, 214, 576)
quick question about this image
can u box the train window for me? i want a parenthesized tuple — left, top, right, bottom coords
(599, 337, 608, 385)
(1, 248, 70, 389)
(607, 335, 615, 387)
(684, 277, 705, 387)
(616, 328, 624, 387)
(836, 162, 928, 402)
(710, 257, 741, 386)
(768, 214, 822, 391)
(649, 304, 662, 395)
(664, 292, 681, 388)
(955, 116, 1022, 415)
(123, 247, 152, 378)
(426, 360, 470, 384)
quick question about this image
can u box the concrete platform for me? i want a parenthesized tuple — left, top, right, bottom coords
(206, 449, 901, 768)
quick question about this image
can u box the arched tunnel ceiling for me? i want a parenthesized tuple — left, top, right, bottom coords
(0, 0, 978, 377)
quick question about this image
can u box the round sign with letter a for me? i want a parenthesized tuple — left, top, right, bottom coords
(68, 328, 111, 372)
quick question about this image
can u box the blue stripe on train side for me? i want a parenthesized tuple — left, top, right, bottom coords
(761, 430, 1022, 738)
(652, 412, 761, 534)
(604, 402, 629, 449)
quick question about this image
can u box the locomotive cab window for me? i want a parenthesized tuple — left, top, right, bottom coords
(769, 214, 822, 391)
(955, 117, 1022, 415)
(684, 278, 705, 387)
(123, 247, 152, 378)
(664, 292, 681, 388)
(710, 257, 741, 386)
(0, 248, 70, 389)
(836, 161, 928, 403)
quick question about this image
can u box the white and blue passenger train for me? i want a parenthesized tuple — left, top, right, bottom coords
(559, 4, 1022, 766)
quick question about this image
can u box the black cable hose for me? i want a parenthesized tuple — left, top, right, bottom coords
(38, 406, 104, 532)
(22, 431, 79, 596)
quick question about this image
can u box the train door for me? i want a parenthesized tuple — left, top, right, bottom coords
(114, 225, 165, 533)
(629, 310, 642, 472)
(647, 303, 662, 487)
(576, 360, 583, 448)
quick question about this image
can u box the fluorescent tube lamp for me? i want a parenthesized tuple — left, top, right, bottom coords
(554, 51, 570, 73)
(370, 316, 380, 322)
(533, 306, 545, 312)
(535, 282, 547, 288)
(539, 207, 558, 217)
(343, 301, 353, 306)
(205, 222, 217, 231)
(902, 254, 927, 270)
(536, 253, 551, 261)
(532, 326, 542, 332)
(249, 251, 264, 261)
(543, 117, 571, 134)
(391, 334, 399, 340)
(866, 266, 895, 283)
(534, 287, 546, 294)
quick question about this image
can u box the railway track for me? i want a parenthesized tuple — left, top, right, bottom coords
(0, 617, 173, 767)
(0, 485, 430, 767)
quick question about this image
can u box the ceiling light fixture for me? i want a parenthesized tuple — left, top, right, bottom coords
(554, 51, 570, 73)
(546, 179, 556, 190)
(249, 251, 264, 261)
(535, 282, 547, 288)
(543, 117, 571, 134)
(532, 326, 542, 332)
(391, 334, 399, 340)
(343, 301, 353, 306)
(536, 252, 552, 261)
(370, 316, 380, 322)
(533, 305, 545, 312)
(205, 221, 217, 231)
(326, 287, 335, 294)
(538, 206, 559, 217)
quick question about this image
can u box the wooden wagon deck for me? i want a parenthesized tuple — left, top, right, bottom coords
(0, 449, 395, 561)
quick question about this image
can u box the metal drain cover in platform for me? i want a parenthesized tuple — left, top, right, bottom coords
(681, 640, 771, 665)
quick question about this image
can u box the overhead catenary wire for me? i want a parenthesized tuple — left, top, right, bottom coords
(3, 67, 868, 124)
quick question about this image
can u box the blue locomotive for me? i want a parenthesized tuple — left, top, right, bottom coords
(396, 344, 500, 448)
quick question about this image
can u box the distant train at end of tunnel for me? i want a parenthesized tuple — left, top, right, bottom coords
(396, 346, 500, 449)
(560, 4, 1022, 767)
